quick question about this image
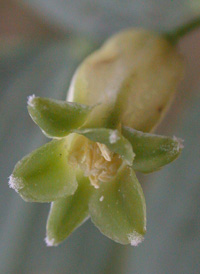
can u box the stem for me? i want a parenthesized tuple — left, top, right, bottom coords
(164, 17, 200, 45)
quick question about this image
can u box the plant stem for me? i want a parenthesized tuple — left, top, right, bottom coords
(164, 17, 200, 45)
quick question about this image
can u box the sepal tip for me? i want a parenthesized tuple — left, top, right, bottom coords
(44, 236, 58, 247)
(27, 94, 36, 107)
(128, 231, 144, 246)
(173, 136, 184, 151)
(8, 174, 24, 193)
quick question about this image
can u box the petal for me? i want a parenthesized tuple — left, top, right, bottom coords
(74, 128, 134, 165)
(122, 126, 184, 173)
(89, 166, 146, 245)
(27, 95, 94, 138)
(9, 138, 77, 202)
(46, 173, 93, 246)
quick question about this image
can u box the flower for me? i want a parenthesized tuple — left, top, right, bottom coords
(9, 28, 184, 246)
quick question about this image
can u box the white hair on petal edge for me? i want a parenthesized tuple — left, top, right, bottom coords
(173, 136, 184, 151)
(27, 94, 36, 107)
(128, 231, 144, 246)
(44, 236, 58, 247)
(8, 175, 24, 193)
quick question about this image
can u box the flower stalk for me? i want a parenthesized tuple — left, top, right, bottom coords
(165, 16, 200, 45)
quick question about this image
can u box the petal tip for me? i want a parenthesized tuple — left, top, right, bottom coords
(27, 94, 36, 107)
(173, 136, 184, 151)
(8, 175, 24, 193)
(128, 231, 144, 247)
(44, 236, 58, 247)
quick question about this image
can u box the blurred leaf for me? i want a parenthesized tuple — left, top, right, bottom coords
(23, 0, 198, 40)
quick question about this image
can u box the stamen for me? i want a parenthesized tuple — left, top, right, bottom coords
(68, 136, 122, 188)
(97, 143, 113, 161)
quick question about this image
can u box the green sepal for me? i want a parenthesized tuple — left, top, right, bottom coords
(27, 95, 94, 138)
(9, 138, 77, 202)
(89, 166, 146, 245)
(122, 126, 183, 173)
(74, 128, 135, 165)
(46, 173, 93, 246)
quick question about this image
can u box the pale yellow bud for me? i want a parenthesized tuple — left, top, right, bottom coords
(68, 29, 184, 132)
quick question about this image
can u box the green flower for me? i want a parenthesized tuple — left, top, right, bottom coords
(9, 28, 184, 246)
(9, 96, 183, 246)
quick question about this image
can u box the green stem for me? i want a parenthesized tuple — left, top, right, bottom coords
(164, 17, 200, 45)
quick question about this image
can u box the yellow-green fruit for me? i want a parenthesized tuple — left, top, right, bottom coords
(67, 29, 184, 132)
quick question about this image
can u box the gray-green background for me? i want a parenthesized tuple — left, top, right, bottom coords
(0, 1, 199, 273)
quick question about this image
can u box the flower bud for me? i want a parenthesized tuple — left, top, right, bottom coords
(68, 29, 184, 132)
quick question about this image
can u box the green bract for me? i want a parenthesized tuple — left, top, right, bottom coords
(9, 28, 184, 247)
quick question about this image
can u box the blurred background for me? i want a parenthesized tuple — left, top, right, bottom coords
(0, 0, 200, 273)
